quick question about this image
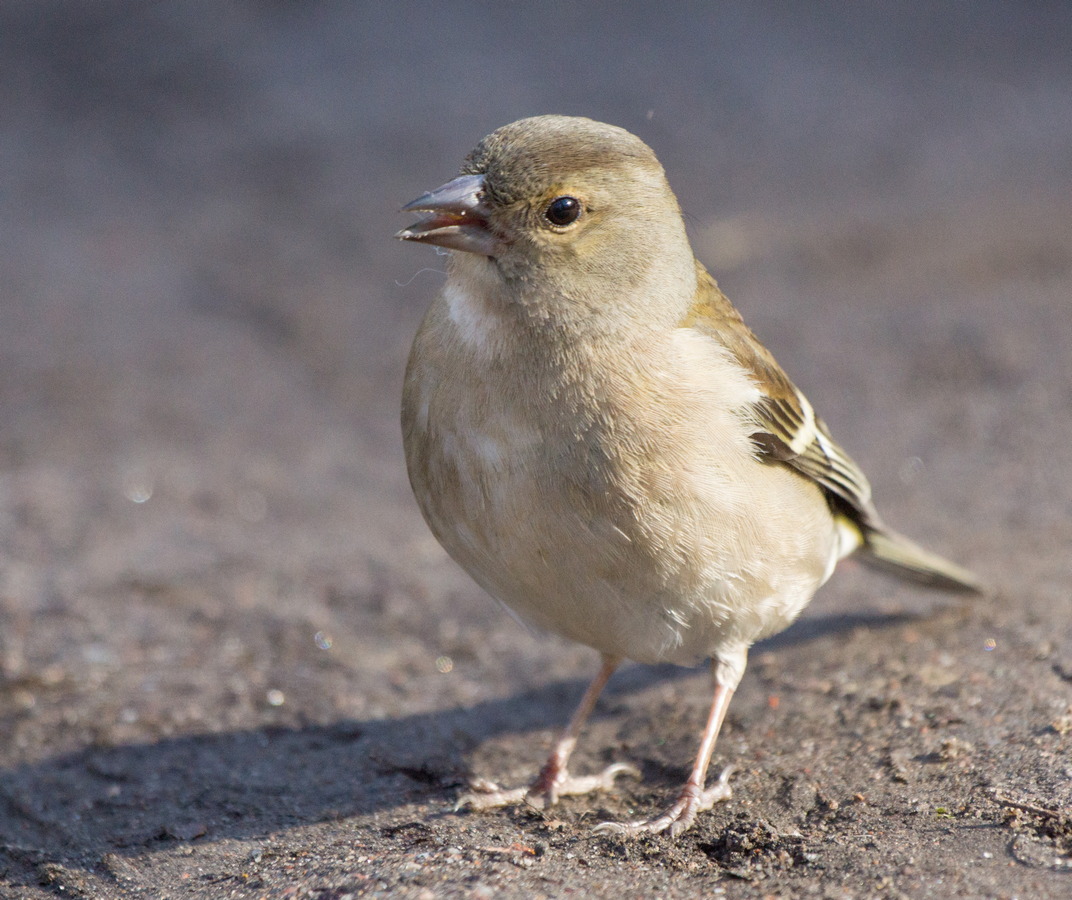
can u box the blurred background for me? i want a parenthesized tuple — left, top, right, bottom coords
(0, 1, 1070, 893)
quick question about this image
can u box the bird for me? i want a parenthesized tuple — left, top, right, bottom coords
(396, 115, 982, 837)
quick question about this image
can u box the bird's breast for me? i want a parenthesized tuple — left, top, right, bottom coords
(402, 278, 834, 664)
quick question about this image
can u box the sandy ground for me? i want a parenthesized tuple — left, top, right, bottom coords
(1, 3, 1070, 898)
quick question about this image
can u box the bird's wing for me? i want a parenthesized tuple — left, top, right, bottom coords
(681, 264, 881, 529)
(679, 263, 983, 594)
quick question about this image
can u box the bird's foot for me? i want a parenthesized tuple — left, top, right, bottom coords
(456, 761, 639, 812)
(531, 761, 640, 808)
(593, 766, 734, 837)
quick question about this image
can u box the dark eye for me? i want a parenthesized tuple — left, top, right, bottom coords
(545, 196, 582, 227)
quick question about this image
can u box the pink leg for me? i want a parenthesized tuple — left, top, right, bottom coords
(595, 660, 736, 836)
(458, 654, 638, 811)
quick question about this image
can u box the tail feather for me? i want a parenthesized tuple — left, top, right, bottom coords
(856, 528, 985, 595)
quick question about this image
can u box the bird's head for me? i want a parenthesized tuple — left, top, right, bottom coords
(398, 116, 696, 322)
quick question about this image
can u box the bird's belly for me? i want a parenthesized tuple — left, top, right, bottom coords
(406, 392, 833, 667)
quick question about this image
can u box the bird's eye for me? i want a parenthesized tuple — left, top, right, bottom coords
(544, 196, 582, 227)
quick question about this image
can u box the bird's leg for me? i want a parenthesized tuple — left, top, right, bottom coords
(523, 654, 637, 808)
(457, 654, 638, 811)
(595, 658, 737, 836)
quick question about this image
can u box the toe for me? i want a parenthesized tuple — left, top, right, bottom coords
(592, 767, 734, 837)
(455, 785, 528, 811)
(554, 761, 640, 798)
(457, 761, 638, 814)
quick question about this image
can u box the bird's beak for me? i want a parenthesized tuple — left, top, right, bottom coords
(396, 173, 499, 256)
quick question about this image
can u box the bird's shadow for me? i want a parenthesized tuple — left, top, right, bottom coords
(0, 608, 920, 877)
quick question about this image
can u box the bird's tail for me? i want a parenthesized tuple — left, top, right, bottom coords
(855, 526, 985, 594)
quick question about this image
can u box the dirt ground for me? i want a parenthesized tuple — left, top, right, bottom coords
(1, 3, 1070, 898)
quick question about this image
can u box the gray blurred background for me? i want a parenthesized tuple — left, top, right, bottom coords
(1, 3, 1070, 897)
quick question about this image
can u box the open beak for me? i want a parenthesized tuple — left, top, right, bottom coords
(396, 173, 499, 256)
